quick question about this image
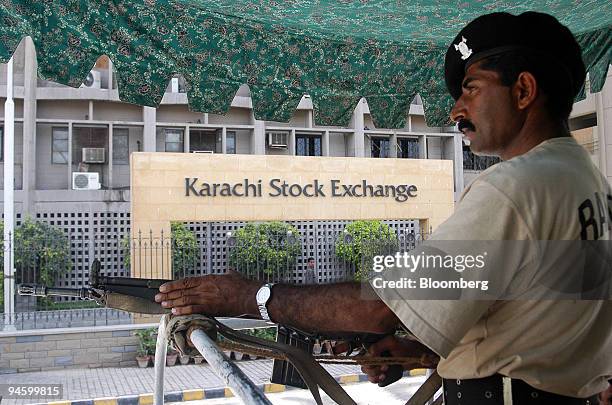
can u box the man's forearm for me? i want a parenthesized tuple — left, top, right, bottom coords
(244, 282, 399, 334)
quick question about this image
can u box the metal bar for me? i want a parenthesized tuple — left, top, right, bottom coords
(154, 314, 169, 405)
(189, 328, 272, 405)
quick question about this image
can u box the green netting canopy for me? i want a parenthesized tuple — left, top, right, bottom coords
(0, 1, 610, 128)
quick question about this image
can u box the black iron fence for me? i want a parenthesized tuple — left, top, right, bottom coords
(1, 227, 429, 330)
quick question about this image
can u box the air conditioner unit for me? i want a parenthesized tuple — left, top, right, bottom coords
(82, 147, 105, 163)
(80, 70, 101, 89)
(267, 132, 288, 148)
(192, 150, 214, 154)
(72, 172, 101, 190)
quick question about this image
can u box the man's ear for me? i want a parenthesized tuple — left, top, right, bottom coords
(513, 71, 538, 111)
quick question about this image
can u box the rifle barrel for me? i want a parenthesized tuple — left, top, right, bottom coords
(18, 284, 93, 300)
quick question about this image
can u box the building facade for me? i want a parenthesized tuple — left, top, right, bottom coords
(0, 38, 609, 234)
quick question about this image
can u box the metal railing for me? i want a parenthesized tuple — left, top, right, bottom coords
(2, 227, 429, 330)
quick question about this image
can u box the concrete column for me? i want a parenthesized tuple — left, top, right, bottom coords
(107, 58, 113, 90)
(595, 72, 611, 184)
(351, 99, 365, 157)
(419, 135, 427, 158)
(203, 113, 209, 125)
(250, 111, 266, 155)
(221, 127, 227, 154)
(453, 134, 465, 200)
(389, 131, 398, 158)
(88, 101, 93, 121)
(322, 130, 330, 156)
(67, 122, 73, 188)
(22, 37, 37, 215)
(289, 129, 296, 155)
(3, 56, 15, 328)
(108, 123, 113, 189)
(306, 110, 313, 128)
(184, 125, 190, 153)
(143, 106, 156, 152)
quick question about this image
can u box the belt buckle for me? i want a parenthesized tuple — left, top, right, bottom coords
(502, 376, 513, 405)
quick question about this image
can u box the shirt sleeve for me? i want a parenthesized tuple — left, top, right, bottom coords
(371, 179, 536, 357)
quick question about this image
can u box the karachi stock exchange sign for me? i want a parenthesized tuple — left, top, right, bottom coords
(130, 153, 454, 265)
(184, 178, 419, 203)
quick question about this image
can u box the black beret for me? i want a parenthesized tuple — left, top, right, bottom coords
(444, 12, 586, 101)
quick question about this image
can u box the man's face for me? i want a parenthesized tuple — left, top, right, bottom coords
(307, 259, 315, 269)
(450, 61, 523, 156)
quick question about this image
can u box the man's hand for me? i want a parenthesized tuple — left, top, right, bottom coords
(360, 335, 439, 384)
(154, 272, 260, 317)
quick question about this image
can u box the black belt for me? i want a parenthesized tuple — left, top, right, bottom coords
(443, 375, 599, 405)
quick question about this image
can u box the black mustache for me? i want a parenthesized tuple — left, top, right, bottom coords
(458, 119, 476, 133)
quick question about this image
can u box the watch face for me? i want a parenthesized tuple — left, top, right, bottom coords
(256, 286, 271, 303)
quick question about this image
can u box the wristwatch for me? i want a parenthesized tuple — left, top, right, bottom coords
(255, 283, 275, 322)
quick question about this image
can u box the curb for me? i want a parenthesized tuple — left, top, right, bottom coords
(44, 369, 427, 405)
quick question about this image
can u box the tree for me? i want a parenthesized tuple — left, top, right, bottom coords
(335, 220, 398, 281)
(229, 222, 301, 280)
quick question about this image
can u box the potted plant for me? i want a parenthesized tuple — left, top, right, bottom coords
(135, 329, 155, 368)
(192, 355, 205, 365)
(179, 353, 191, 365)
(166, 346, 179, 366)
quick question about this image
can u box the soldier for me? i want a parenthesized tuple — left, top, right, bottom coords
(156, 12, 611, 405)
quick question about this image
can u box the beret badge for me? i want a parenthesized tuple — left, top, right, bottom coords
(454, 36, 473, 60)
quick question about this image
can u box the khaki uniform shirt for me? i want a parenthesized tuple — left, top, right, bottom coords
(374, 137, 612, 397)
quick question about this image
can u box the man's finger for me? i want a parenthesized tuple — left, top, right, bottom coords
(159, 276, 200, 293)
(155, 288, 198, 302)
(161, 295, 199, 308)
(170, 305, 207, 316)
(367, 335, 395, 356)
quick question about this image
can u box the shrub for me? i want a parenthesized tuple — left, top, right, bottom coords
(229, 222, 301, 280)
(135, 327, 157, 356)
(0, 219, 72, 310)
(335, 220, 398, 280)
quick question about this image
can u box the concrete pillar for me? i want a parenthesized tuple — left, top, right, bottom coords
(221, 127, 227, 154)
(203, 113, 209, 125)
(419, 135, 427, 158)
(250, 111, 266, 155)
(67, 123, 73, 189)
(389, 131, 398, 158)
(453, 134, 465, 200)
(306, 110, 313, 128)
(595, 71, 611, 184)
(322, 130, 330, 156)
(184, 125, 190, 153)
(107, 58, 113, 90)
(143, 107, 156, 152)
(22, 37, 37, 215)
(352, 99, 365, 157)
(289, 129, 296, 155)
(88, 101, 93, 121)
(108, 123, 113, 190)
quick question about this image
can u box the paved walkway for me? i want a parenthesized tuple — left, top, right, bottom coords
(2, 360, 361, 405)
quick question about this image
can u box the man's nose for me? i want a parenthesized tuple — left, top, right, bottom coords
(450, 97, 466, 123)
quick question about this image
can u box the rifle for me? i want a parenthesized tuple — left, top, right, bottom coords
(18, 260, 415, 396)
(18, 259, 169, 314)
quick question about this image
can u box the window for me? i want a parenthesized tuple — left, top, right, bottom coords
(296, 134, 321, 156)
(164, 128, 184, 152)
(113, 128, 129, 164)
(227, 131, 236, 154)
(52, 127, 69, 164)
(397, 138, 419, 159)
(463, 144, 500, 170)
(370, 137, 390, 158)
